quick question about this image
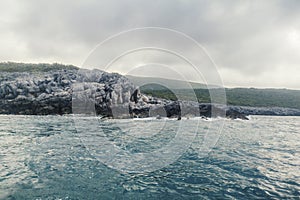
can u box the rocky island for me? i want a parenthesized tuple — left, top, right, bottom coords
(0, 65, 299, 119)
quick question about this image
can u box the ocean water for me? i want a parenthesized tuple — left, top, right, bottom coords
(0, 115, 299, 199)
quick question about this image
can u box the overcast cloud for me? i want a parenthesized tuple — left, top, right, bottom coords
(0, 0, 299, 89)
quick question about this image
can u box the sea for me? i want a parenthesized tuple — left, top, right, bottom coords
(0, 115, 299, 199)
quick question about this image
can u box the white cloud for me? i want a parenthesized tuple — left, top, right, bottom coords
(0, 0, 299, 89)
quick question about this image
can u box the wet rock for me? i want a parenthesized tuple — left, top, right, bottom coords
(164, 101, 181, 118)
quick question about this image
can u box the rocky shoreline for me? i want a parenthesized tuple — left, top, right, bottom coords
(1, 69, 299, 119)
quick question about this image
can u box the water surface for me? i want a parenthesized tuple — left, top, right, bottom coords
(0, 115, 299, 199)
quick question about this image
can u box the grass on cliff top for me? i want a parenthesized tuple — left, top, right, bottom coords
(0, 62, 79, 72)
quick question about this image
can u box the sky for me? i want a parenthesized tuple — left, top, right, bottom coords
(0, 0, 299, 89)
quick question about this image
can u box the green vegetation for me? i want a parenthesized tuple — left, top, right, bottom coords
(0, 62, 78, 72)
(225, 88, 300, 109)
(141, 84, 300, 109)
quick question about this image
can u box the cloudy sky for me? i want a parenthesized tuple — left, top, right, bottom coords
(0, 0, 299, 89)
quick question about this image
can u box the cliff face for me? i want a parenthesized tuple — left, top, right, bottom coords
(0, 69, 135, 115)
(0, 69, 176, 118)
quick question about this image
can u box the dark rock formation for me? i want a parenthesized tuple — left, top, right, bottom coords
(130, 89, 140, 104)
(227, 106, 300, 116)
(226, 109, 249, 120)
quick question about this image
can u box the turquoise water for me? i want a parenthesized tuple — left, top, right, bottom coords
(0, 115, 299, 199)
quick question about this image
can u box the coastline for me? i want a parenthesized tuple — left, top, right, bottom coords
(1, 69, 299, 120)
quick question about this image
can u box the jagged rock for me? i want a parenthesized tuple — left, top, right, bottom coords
(15, 95, 28, 101)
(0, 69, 138, 116)
(130, 89, 140, 103)
(226, 109, 249, 120)
(164, 102, 181, 118)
